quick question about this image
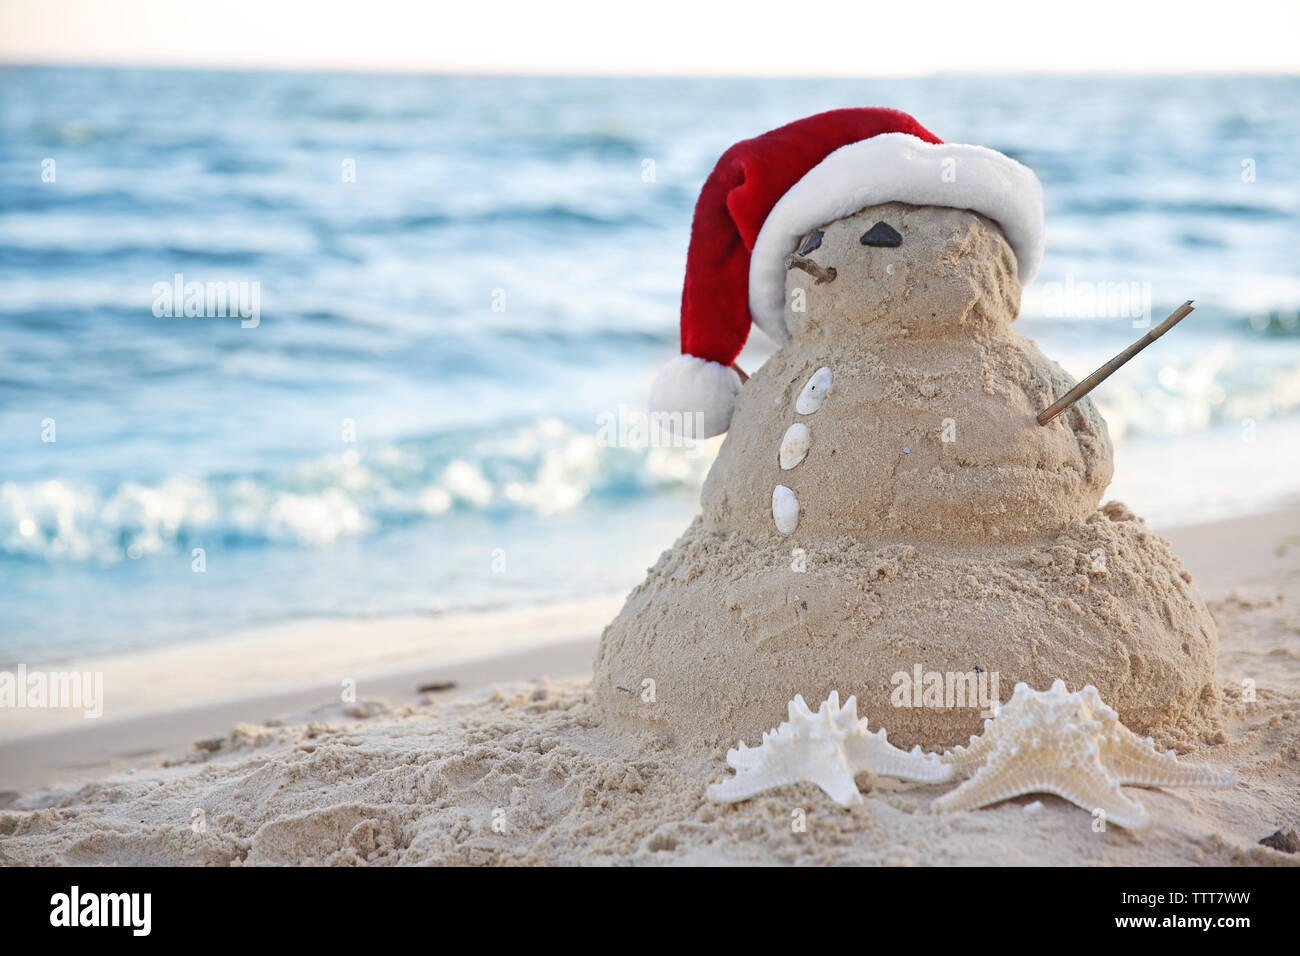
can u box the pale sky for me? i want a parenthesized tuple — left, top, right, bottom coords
(1, 0, 1297, 75)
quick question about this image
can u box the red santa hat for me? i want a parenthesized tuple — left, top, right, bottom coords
(650, 107, 1044, 437)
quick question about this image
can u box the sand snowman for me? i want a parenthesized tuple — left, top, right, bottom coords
(595, 109, 1218, 750)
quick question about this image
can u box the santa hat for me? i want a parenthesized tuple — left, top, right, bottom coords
(650, 107, 1044, 437)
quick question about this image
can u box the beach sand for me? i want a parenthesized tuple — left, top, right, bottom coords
(2, 508, 1298, 866)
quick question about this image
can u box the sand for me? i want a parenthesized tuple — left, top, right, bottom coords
(595, 506, 1219, 752)
(1, 508, 1297, 866)
(0, 595, 625, 742)
(596, 204, 1217, 750)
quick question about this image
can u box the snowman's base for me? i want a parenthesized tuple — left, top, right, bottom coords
(593, 506, 1220, 751)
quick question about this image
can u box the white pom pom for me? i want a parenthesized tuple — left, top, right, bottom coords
(648, 355, 742, 438)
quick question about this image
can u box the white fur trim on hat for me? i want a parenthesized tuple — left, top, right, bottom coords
(748, 132, 1045, 342)
(649, 354, 742, 439)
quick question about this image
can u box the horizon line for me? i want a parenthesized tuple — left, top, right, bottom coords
(4, 57, 1299, 79)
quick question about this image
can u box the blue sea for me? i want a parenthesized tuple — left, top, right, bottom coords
(2, 67, 1299, 665)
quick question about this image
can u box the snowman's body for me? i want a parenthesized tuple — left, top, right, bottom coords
(705, 204, 1113, 546)
(595, 202, 1219, 750)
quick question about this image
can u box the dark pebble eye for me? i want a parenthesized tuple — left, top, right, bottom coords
(798, 230, 823, 255)
(860, 221, 902, 247)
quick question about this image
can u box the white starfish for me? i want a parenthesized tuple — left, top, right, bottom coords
(707, 691, 953, 808)
(934, 680, 1236, 829)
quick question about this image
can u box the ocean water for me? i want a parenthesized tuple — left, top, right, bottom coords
(2, 67, 1299, 664)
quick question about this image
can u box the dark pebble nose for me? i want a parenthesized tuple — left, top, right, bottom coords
(860, 221, 902, 247)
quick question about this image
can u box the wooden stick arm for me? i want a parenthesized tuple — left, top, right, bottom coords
(1037, 300, 1194, 426)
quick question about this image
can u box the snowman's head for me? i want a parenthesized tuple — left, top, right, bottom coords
(783, 201, 1022, 342)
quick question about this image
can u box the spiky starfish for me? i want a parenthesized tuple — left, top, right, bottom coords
(934, 680, 1235, 829)
(707, 691, 953, 808)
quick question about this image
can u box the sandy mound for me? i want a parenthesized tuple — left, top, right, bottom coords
(594, 508, 1218, 751)
(595, 203, 1218, 750)
(1, 573, 1293, 866)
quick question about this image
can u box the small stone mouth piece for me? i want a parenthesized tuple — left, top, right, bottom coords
(784, 253, 836, 284)
(860, 221, 903, 247)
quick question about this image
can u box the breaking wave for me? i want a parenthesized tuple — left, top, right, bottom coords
(0, 418, 714, 564)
